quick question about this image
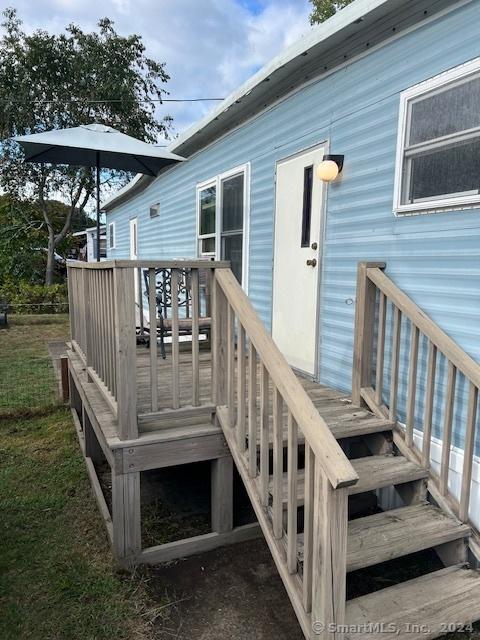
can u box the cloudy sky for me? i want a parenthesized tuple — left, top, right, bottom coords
(1, 0, 314, 142)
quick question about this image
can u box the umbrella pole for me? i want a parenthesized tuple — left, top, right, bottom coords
(96, 151, 101, 262)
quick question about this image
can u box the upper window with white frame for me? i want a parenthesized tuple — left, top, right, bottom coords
(395, 59, 480, 214)
(108, 221, 115, 250)
(197, 164, 249, 285)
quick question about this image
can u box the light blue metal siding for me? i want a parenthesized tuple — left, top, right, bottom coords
(107, 1, 480, 447)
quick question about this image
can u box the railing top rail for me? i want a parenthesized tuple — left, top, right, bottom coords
(367, 267, 480, 389)
(215, 268, 358, 490)
(67, 259, 231, 270)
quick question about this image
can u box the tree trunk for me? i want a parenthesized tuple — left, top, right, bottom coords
(45, 229, 55, 286)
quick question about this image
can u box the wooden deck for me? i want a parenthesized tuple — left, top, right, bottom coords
(67, 259, 480, 640)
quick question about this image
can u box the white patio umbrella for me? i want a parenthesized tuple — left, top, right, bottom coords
(15, 123, 185, 260)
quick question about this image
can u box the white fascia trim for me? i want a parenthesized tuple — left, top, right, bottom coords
(167, 0, 398, 155)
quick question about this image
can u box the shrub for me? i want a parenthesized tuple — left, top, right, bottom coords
(0, 280, 68, 314)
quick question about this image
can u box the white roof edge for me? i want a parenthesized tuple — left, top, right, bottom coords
(104, 0, 391, 212)
(167, 0, 392, 154)
(102, 173, 148, 211)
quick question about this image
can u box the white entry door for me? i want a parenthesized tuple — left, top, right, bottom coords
(272, 144, 326, 376)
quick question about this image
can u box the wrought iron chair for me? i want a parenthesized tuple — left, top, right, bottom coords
(141, 267, 211, 358)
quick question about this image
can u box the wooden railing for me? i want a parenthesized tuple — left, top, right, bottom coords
(67, 259, 229, 440)
(353, 262, 480, 527)
(212, 268, 358, 635)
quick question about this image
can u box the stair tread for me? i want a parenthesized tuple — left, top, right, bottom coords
(268, 455, 428, 504)
(256, 409, 392, 446)
(350, 455, 428, 495)
(344, 565, 480, 640)
(295, 503, 470, 572)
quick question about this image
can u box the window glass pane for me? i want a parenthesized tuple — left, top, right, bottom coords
(409, 75, 480, 145)
(221, 174, 244, 232)
(402, 139, 480, 204)
(200, 186, 216, 235)
(222, 234, 242, 283)
(201, 237, 216, 254)
(301, 165, 313, 247)
(109, 224, 114, 248)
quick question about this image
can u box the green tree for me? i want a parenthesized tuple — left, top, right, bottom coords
(309, 0, 354, 24)
(0, 194, 96, 285)
(0, 8, 172, 284)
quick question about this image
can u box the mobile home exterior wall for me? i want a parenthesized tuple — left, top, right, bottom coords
(107, 1, 480, 451)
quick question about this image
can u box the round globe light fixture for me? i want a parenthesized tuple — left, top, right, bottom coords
(317, 154, 344, 182)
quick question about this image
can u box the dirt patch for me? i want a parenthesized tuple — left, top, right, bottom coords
(147, 538, 304, 640)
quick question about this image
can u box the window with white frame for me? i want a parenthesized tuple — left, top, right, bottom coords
(108, 221, 115, 249)
(197, 165, 249, 284)
(395, 59, 480, 214)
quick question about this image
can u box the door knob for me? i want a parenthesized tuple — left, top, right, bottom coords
(306, 258, 317, 267)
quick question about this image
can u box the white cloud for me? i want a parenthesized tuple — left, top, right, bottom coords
(0, 0, 312, 140)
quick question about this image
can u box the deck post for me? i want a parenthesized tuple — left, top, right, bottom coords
(111, 469, 141, 566)
(352, 261, 385, 406)
(113, 266, 137, 439)
(211, 455, 234, 533)
(311, 461, 348, 640)
(212, 271, 228, 406)
(211, 455, 233, 533)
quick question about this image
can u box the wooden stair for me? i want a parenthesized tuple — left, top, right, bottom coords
(295, 503, 470, 573)
(345, 565, 480, 640)
(267, 453, 429, 505)
(212, 263, 480, 640)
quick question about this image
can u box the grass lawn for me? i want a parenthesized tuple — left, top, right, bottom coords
(0, 315, 70, 416)
(0, 316, 161, 640)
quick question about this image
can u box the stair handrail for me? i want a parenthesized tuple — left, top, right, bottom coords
(215, 268, 358, 490)
(353, 262, 480, 526)
(367, 267, 480, 388)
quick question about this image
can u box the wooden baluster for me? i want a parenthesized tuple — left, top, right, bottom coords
(406, 324, 419, 448)
(237, 325, 246, 450)
(248, 342, 257, 478)
(100, 271, 107, 383)
(375, 291, 387, 406)
(191, 269, 200, 407)
(83, 269, 92, 370)
(109, 270, 117, 399)
(287, 412, 298, 574)
(440, 362, 457, 496)
(212, 274, 227, 406)
(171, 268, 180, 409)
(421, 342, 437, 467)
(149, 268, 158, 412)
(389, 305, 401, 422)
(227, 305, 235, 427)
(137, 267, 144, 337)
(103, 272, 110, 391)
(302, 442, 314, 613)
(259, 364, 270, 507)
(459, 383, 478, 522)
(272, 387, 283, 539)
